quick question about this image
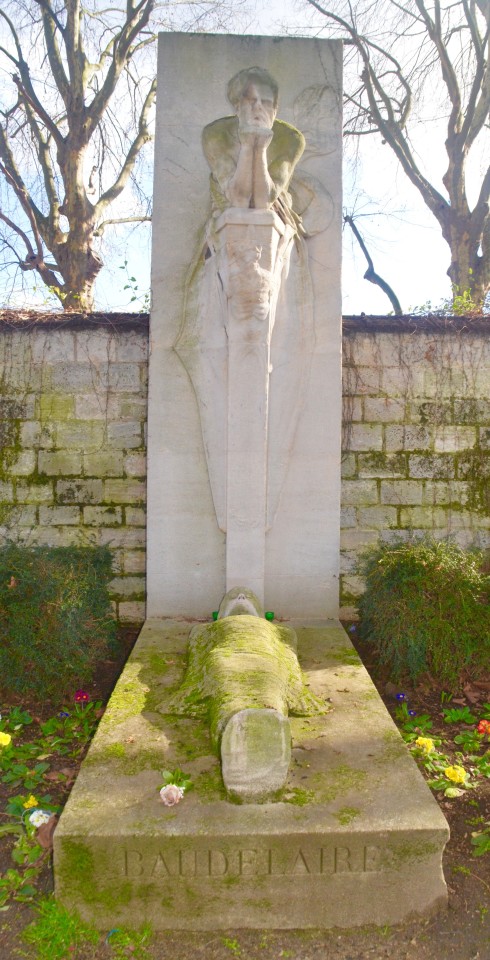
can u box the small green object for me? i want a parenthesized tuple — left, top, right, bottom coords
(212, 611, 219, 621)
(265, 611, 274, 621)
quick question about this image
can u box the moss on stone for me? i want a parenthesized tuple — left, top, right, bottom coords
(165, 616, 329, 752)
(328, 647, 362, 666)
(334, 806, 361, 825)
(147, 652, 171, 675)
(378, 729, 408, 763)
(59, 839, 134, 910)
(192, 763, 227, 802)
(385, 840, 439, 868)
(360, 452, 406, 476)
(104, 742, 127, 759)
(103, 663, 149, 725)
(418, 401, 452, 426)
(282, 787, 316, 806)
(457, 446, 490, 516)
(312, 764, 368, 803)
(39, 393, 75, 421)
(85, 742, 166, 774)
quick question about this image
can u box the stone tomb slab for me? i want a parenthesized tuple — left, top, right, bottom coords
(54, 620, 449, 929)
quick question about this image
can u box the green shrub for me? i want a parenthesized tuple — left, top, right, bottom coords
(358, 538, 490, 685)
(0, 544, 117, 697)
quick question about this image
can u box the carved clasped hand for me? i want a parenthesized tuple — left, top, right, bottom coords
(238, 125, 274, 151)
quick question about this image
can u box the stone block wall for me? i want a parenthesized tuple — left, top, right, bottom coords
(340, 317, 490, 618)
(0, 315, 148, 622)
(0, 313, 489, 622)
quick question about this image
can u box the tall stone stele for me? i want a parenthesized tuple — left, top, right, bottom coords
(147, 34, 343, 618)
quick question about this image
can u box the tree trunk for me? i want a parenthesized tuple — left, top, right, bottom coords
(445, 221, 489, 308)
(50, 141, 103, 310)
(53, 237, 102, 311)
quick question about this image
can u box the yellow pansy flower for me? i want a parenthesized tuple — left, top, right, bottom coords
(415, 737, 435, 754)
(0, 732, 12, 748)
(22, 795, 39, 809)
(444, 765, 466, 784)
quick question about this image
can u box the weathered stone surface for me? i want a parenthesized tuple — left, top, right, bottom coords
(83, 451, 124, 477)
(341, 480, 378, 506)
(57, 479, 103, 504)
(104, 479, 146, 504)
(8, 451, 36, 476)
(380, 480, 424, 505)
(38, 451, 83, 476)
(147, 34, 343, 618)
(54, 620, 448, 930)
(39, 506, 80, 526)
(16, 481, 52, 504)
(348, 424, 383, 451)
(83, 506, 123, 526)
(118, 600, 146, 621)
(107, 421, 142, 449)
(221, 708, 292, 802)
(123, 550, 146, 573)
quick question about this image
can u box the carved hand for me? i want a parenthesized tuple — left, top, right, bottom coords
(239, 125, 273, 151)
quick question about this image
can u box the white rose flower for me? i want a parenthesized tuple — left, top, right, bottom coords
(159, 784, 185, 806)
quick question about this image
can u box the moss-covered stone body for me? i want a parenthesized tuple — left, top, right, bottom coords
(166, 615, 328, 748)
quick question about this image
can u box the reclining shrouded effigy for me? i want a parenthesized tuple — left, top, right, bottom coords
(163, 586, 329, 802)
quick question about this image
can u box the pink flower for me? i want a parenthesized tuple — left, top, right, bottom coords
(159, 784, 184, 806)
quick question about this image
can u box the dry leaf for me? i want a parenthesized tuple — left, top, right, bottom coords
(463, 684, 481, 705)
(37, 815, 58, 850)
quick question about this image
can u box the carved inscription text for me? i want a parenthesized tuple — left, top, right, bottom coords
(123, 845, 386, 880)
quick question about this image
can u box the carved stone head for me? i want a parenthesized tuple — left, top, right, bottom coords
(227, 67, 278, 131)
(217, 586, 265, 619)
(227, 67, 279, 111)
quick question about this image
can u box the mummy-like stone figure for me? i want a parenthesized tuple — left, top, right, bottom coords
(164, 588, 329, 802)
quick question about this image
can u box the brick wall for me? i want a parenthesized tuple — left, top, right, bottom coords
(0, 313, 489, 621)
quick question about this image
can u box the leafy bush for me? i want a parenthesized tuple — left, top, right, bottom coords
(0, 545, 117, 697)
(358, 538, 490, 685)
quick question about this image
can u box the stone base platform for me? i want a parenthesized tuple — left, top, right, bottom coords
(54, 619, 449, 929)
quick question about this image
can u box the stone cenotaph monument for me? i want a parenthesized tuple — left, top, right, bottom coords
(146, 34, 343, 619)
(54, 34, 449, 930)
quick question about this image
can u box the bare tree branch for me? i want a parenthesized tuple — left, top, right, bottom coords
(305, 0, 490, 307)
(344, 214, 402, 313)
(85, 0, 155, 142)
(0, 0, 274, 309)
(35, 0, 71, 106)
(95, 77, 156, 216)
(94, 215, 151, 236)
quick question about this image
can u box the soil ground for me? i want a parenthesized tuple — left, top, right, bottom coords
(1, 625, 489, 960)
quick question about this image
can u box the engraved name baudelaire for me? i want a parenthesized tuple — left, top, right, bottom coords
(121, 845, 390, 879)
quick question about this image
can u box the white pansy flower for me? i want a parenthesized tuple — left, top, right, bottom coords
(28, 810, 52, 828)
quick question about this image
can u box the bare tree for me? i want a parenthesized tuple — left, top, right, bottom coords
(0, 0, 250, 310)
(305, 0, 490, 309)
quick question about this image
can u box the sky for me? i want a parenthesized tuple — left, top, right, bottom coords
(93, 0, 457, 316)
(1, 0, 481, 316)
